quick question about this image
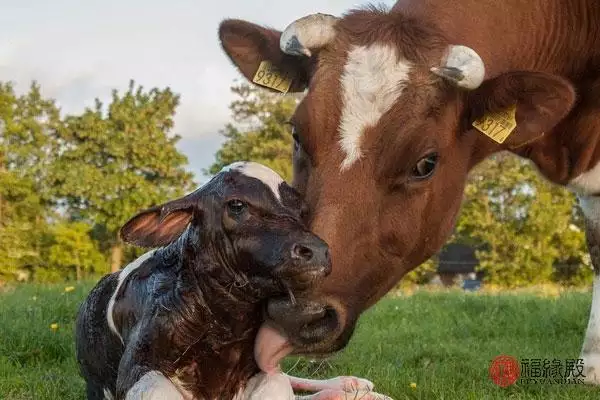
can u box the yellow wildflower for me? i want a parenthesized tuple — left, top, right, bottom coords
(410, 382, 417, 390)
(50, 323, 59, 331)
(32, 296, 37, 301)
(64, 286, 75, 293)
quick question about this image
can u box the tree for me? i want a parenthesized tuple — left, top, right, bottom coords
(46, 221, 106, 281)
(206, 82, 301, 181)
(51, 80, 195, 272)
(0, 82, 62, 280)
(453, 153, 589, 287)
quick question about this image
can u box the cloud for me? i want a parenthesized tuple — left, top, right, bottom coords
(0, 0, 396, 181)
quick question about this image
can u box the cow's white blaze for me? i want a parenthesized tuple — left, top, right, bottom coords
(106, 250, 157, 344)
(569, 162, 600, 195)
(338, 44, 412, 170)
(578, 195, 600, 383)
(222, 161, 284, 201)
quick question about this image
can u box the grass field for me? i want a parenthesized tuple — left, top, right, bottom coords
(2, 282, 600, 399)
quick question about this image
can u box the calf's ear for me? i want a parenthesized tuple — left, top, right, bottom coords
(120, 199, 197, 248)
(218, 19, 311, 92)
(465, 71, 576, 148)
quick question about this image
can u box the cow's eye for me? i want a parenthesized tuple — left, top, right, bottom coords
(412, 153, 438, 180)
(227, 199, 247, 215)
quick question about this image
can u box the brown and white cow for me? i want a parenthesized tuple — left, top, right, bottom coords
(219, 0, 600, 383)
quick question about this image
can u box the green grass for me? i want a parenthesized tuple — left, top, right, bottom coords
(1, 283, 600, 399)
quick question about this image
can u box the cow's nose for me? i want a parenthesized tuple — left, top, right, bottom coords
(291, 239, 331, 269)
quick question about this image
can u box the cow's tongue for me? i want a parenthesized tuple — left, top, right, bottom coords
(254, 323, 294, 374)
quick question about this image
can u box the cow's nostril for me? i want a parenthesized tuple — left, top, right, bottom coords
(292, 244, 314, 261)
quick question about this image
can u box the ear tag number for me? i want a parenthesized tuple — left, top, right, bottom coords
(252, 61, 293, 94)
(472, 104, 518, 144)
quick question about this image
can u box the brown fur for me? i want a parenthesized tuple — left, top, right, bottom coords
(218, 0, 600, 355)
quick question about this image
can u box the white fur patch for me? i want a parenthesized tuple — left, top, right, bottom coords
(569, 162, 600, 195)
(222, 162, 284, 201)
(338, 44, 412, 170)
(234, 372, 294, 400)
(106, 250, 157, 344)
(125, 371, 187, 400)
(103, 387, 114, 400)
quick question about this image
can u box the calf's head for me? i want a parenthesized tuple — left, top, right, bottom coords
(120, 160, 331, 314)
(219, 7, 577, 358)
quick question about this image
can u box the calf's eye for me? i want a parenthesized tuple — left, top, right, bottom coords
(227, 199, 247, 215)
(412, 153, 439, 180)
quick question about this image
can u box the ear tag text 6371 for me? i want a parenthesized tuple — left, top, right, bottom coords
(252, 61, 293, 94)
(472, 104, 517, 144)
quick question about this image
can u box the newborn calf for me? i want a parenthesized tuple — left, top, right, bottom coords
(75, 161, 334, 399)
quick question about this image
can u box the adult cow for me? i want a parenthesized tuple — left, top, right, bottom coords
(219, 0, 600, 383)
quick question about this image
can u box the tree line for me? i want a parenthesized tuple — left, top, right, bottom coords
(1, 80, 194, 282)
(0, 79, 592, 287)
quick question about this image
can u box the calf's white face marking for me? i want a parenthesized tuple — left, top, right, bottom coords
(106, 250, 157, 344)
(338, 44, 412, 170)
(222, 161, 285, 201)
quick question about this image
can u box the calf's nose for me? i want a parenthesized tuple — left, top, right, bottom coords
(291, 239, 331, 271)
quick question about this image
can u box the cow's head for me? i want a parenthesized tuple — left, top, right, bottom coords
(218, 7, 576, 362)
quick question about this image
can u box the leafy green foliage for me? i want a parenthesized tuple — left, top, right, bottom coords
(0, 82, 60, 281)
(50, 80, 195, 271)
(0, 80, 194, 281)
(455, 154, 591, 287)
(207, 82, 301, 181)
(46, 222, 107, 281)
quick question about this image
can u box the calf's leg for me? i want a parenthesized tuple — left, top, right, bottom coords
(285, 374, 374, 393)
(285, 374, 392, 400)
(578, 195, 600, 384)
(124, 370, 185, 400)
(295, 389, 393, 400)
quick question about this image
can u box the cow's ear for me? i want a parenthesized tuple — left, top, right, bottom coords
(218, 19, 311, 93)
(120, 199, 197, 248)
(465, 71, 576, 149)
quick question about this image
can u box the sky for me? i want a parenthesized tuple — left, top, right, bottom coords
(0, 0, 394, 184)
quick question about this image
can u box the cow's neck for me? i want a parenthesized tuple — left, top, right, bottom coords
(397, 0, 600, 79)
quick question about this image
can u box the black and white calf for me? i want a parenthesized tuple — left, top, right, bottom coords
(75, 162, 391, 400)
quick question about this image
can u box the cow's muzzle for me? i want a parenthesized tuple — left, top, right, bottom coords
(264, 296, 355, 355)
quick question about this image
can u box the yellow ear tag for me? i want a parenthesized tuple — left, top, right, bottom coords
(472, 104, 518, 144)
(252, 61, 293, 94)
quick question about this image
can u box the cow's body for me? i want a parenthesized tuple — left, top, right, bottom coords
(218, 0, 600, 385)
